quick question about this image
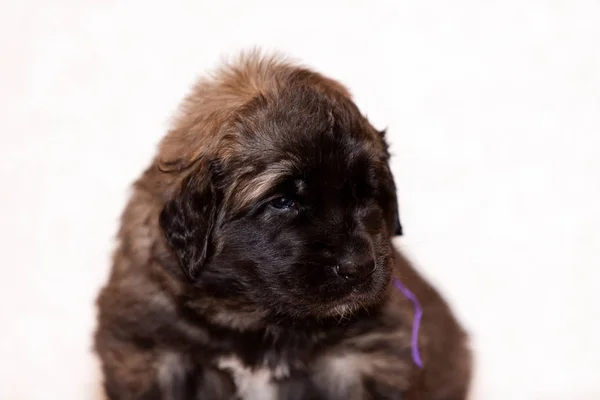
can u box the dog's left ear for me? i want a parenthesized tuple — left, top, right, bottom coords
(389, 176, 403, 237)
(394, 205, 403, 236)
(159, 161, 222, 280)
(378, 129, 403, 237)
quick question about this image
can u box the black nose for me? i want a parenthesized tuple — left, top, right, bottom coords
(334, 255, 376, 282)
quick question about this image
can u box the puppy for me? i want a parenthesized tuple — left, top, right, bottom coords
(94, 52, 471, 400)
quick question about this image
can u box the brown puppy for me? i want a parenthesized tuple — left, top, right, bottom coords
(94, 52, 471, 400)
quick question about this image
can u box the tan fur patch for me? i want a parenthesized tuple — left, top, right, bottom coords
(154, 51, 354, 211)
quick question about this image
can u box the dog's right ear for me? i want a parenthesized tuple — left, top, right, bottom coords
(159, 163, 221, 281)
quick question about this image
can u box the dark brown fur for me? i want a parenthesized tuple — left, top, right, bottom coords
(95, 51, 471, 400)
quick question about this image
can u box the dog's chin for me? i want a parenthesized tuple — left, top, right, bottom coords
(318, 282, 388, 320)
(286, 269, 391, 323)
(197, 274, 390, 332)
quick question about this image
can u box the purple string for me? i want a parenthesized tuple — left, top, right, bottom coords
(392, 277, 424, 368)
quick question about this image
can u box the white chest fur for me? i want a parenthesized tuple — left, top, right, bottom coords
(216, 356, 289, 400)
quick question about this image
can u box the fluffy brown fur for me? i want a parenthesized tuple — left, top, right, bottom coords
(94, 51, 471, 400)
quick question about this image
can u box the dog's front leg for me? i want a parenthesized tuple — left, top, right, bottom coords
(312, 346, 412, 400)
(97, 335, 235, 400)
(97, 342, 191, 400)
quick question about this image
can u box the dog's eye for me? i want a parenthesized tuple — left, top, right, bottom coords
(269, 196, 297, 210)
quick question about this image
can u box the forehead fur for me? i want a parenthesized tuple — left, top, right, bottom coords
(155, 50, 387, 208)
(157, 51, 355, 172)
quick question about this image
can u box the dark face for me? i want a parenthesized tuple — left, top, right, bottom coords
(160, 89, 400, 323)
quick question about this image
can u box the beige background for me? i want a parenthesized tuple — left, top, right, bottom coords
(1, 1, 599, 399)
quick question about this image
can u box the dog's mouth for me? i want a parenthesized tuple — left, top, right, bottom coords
(333, 262, 376, 281)
(316, 289, 381, 321)
(313, 267, 389, 318)
(256, 256, 392, 322)
(309, 265, 376, 297)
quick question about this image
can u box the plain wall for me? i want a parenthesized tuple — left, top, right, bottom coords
(1, 1, 599, 399)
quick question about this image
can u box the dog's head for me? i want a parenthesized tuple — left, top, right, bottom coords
(158, 54, 402, 325)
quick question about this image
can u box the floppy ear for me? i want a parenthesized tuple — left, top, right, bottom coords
(388, 171, 403, 237)
(378, 129, 403, 237)
(393, 204, 403, 236)
(159, 163, 221, 280)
